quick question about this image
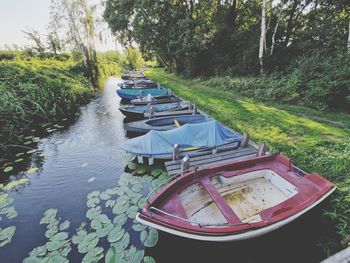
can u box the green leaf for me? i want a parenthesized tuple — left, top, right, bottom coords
(107, 226, 125, 243)
(0, 226, 16, 247)
(113, 214, 128, 226)
(114, 232, 130, 252)
(143, 256, 156, 263)
(29, 245, 47, 257)
(46, 240, 66, 251)
(126, 206, 138, 219)
(27, 167, 39, 174)
(14, 158, 24, 163)
(26, 149, 37, 154)
(132, 224, 146, 232)
(59, 220, 70, 231)
(151, 168, 163, 177)
(51, 232, 68, 241)
(96, 223, 113, 238)
(105, 246, 123, 263)
(82, 246, 104, 263)
(140, 228, 158, 247)
(3, 166, 13, 173)
(77, 232, 99, 253)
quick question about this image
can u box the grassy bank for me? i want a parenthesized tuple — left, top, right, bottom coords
(146, 68, 350, 254)
(0, 55, 120, 149)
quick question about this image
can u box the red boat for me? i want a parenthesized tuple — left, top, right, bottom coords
(136, 154, 336, 241)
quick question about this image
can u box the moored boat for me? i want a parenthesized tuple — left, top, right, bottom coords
(124, 114, 210, 134)
(119, 102, 189, 118)
(136, 154, 336, 241)
(116, 88, 169, 100)
(120, 120, 242, 160)
(130, 95, 181, 105)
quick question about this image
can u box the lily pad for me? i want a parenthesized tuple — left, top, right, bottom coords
(112, 201, 129, 215)
(137, 198, 147, 209)
(3, 166, 13, 173)
(96, 223, 113, 238)
(107, 226, 125, 243)
(87, 197, 100, 208)
(3, 178, 28, 191)
(51, 232, 68, 241)
(26, 149, 37, 154)
(0, 206, 18, 219)
(151, 168, 163, 177)
(59, 220, 70, 231)
(140, 228, 158, 247)
(29, 245, 47, 257)
(105, 246, 123, 263)
(136, 166, 148, 175)
(105, 199, 116, 208)
(143, 256, 156, 263)
(86, 207, 102, 220)
(82, 246, 104, 263)
(77, 232, 99, 253)
(16, 152, 25, 157)
(114, 232, 130, 252)
(123, 246, 144, 263)
(126, 206, 138, 219)
(0, 226, 16, 248)
(132, 224, 147, 232)
(15, 158, 24, 163)
(24, 141, 32, 145)
(27, 167, 39, 174)
(45, 226, 59, 239)
(46, 240, 67, 251)
(127, 162, 137, 170)
(100, 192, 110, 200)
(113, 214, 128, 226)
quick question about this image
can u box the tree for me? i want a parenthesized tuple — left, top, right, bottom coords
(125, 47, 144, 69)
(259, 0, 267, 74)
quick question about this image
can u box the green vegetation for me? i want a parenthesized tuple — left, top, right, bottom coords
(0, 52, 121, 150)
(104, 0, 350, 111)
(146, 68, 350, 253)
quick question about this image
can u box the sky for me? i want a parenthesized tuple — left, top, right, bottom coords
(0, 0, 116, 51)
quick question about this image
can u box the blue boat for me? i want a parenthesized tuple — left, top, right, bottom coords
(124, 114, 210, 134)
(119, 102, 189, 118)
(120, 120, 241, 160)
(116, 88, 169, 100)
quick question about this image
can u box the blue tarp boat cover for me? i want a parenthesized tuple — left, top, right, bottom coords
(117, 88, 169, 99)
(120, 120, 241, 156)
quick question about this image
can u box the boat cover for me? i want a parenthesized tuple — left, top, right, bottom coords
(121, 120, 241, 156)
(117, 88, 169, 99)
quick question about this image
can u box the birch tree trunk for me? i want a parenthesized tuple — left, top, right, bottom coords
(259, 0, 267, 74)
(347, 20, 350, 53)
(271, 15, 280, 55)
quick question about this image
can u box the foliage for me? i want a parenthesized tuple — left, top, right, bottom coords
(125, 47, 144, 70)
(0, 56, 94, 148)
(146, 68, 350, 253)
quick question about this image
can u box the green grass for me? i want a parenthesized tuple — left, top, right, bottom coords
(146, 68, 350, 254)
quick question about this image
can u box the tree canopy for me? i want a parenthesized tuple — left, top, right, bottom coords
(104, 0, 350, 76)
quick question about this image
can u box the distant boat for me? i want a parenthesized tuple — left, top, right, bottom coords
(130, 95, 181, 105)
(124, 114, 210, 134)
(119, 80, 158, 89)
(119, 102, 189, 119)
(116, 88, 169, 100)
(120, 120, 242, 160)
(136, 154, 336, 241)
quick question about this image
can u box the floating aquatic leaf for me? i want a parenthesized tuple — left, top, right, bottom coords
(72, 229, 87, 245)
(137, 198, 147, 209)
(132, 183, 143, 192)
(113, 214, 128, 226)
(16, 152, 25, 157)
(59, 220, 70, 231)
(77, 232, 99, 253)
(132, 224, 147, 232)
(26, 149, 37, 154)
(32, 137, 41, 142)
(96, 223, 113, 238)
(23, 256, 41, 263)
(29, 245, 47, 257)
(105, 199, 116, 208)
(51, 232, 68, 241)
(136, 166, 148, 175)
(39, 152, 51, 157)
(86, 207, 102, 220)
(27, 167, 39, 174)
(15, 158, 24, 163)
(0, 206, 18, 219)
(46, 240, 67, 252)
(151, 168, 163, 177)
(45, 226, 58, 239)
(100, 191, 111, 200)
(0, 184, 3, 189)
(87, 191, 100, 199)
(82, 246, 104, 263)
(107, 226, 125, 243)
(114, 232, 130, 252)
(3, 178, 29, 191)
(24, 141, 32, 145)
(87, 197, 100, 208)
(112, 201, 129, 215)
(24, 136, 34, 140)
(91, 219, 103, 230)
(127, 162, 137, 170)
(140, 228, 158, 247)
(126, 206, 138, 219)
(143, 256, 156, 263)
(3, 166, 13, 173)
(0, 195, 14, 208)
(123, 246, 144, 263)
(87, 177, 95, 183)
(60, 244, 72, 257)
(105, 246, 123, 263)
(0, 226, 16, 248)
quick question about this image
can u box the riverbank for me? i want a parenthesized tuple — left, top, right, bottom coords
(146, 68, 350, 254)
(0, 55, 121, 152)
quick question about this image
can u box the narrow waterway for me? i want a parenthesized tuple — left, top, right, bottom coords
(0, 78, 332, 262)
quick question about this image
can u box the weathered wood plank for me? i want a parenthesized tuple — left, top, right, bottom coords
(166, 149, 257, 172)
(167, 153, 257, 176)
